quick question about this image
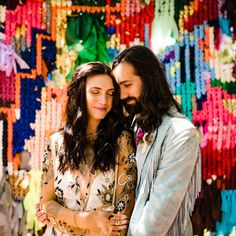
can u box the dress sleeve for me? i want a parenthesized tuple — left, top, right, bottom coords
(114, 131, 137, 236)
(40, 137, 82, 234)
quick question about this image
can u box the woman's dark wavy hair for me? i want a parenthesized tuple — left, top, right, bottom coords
(112, 45, 181, 133)
(59, 61, 128, 174)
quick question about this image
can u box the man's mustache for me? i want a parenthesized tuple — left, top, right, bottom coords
(122, 97, 138, 106)
(122, 97, 142, 115)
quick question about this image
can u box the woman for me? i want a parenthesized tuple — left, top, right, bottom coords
(40, 62, 137, 236)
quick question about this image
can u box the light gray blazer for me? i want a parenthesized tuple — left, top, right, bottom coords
(128, 110, 201, 236)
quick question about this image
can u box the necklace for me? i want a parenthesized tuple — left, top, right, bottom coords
(78, 144, 97, 210)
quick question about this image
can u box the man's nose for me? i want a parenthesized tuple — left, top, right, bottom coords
(120, 89, 128, 100)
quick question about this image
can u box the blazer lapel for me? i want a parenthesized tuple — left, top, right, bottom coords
(135, 115, 172, 190)
(136, 130, 157, 187)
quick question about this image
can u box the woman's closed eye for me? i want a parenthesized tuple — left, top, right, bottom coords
(107, 91, 115, 96)
(90, 90, 99, 95)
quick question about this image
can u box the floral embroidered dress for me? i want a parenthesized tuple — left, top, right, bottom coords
(40, 131, 137, 236)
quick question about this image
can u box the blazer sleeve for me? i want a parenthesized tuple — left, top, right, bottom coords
(115, 131, 137, 236)
(134, 123, 199, 236)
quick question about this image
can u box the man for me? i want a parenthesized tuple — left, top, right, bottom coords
(112, 45, 201, 236)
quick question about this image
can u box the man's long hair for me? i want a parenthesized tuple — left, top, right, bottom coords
(59, 62, 127, 174)
(112, 45, 181, 133)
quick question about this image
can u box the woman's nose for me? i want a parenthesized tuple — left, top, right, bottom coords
(98, 94, 107, 104)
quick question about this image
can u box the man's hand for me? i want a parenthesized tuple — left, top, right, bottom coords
(35, 203, 51, 226)
(111, 214, 129, 236)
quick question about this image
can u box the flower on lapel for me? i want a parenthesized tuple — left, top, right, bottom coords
(141, 132, 155, 153)
(143, 133, 155, 144)
(136, 128, 155, 145)
(136, 128, 144, 145)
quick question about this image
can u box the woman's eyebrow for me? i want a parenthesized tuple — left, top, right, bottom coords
(89, 87, 115, 91)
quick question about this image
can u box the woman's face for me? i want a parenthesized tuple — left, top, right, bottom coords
(86, 74, 115, 124)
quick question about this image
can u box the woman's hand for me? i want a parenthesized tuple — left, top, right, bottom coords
(35, 203, 51, 226)
(77, 209, 113, 234)
(111, 214, 129, 236)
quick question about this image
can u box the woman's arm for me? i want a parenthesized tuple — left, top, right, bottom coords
(113, 131, 137, 236)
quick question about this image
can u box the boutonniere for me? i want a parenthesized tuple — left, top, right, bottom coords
(136, 128, 144, 145)
(136, 128, 155, 153)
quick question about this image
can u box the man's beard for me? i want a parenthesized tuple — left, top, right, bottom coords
(122, 97, 142, 116)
